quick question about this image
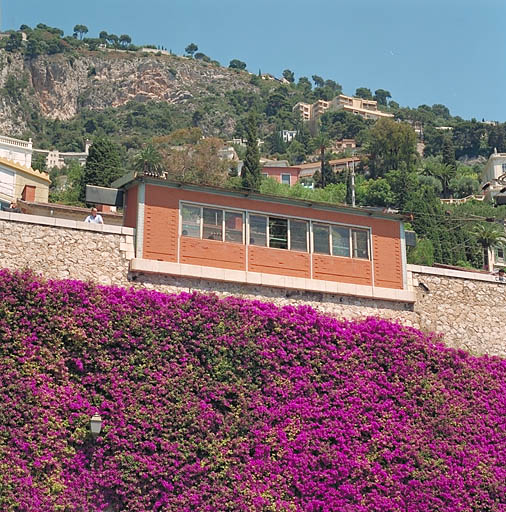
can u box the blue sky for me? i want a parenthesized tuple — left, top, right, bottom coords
(4, 0, 505, 121)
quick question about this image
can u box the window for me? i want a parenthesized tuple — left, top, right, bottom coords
(181, 202, 370, 260)
(352, 229, 369, 259)
(249, 214, 267, 246)
(331, 225, 350, 257)
(497, 247, 505, 262)
(269, 217, 288, 249)
(203, 207, 223, 240)
(281, 174, 291, 186)
(225, 211, 244, 243)
(181, 204, 201, 238)
(290, 220, 308, 252)
(313, 224, 330, 254)
(502, 163, 506, 174)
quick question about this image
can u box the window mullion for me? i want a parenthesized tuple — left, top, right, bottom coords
(287, 218, 291, 250)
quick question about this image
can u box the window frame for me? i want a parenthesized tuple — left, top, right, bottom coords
(179, 200, 372, 260)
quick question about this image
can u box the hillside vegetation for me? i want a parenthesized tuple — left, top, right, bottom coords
(0, 269, 505, 511)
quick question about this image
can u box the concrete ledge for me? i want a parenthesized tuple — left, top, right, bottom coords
(408, 264, 498, 283)
(130, 258, 416, 303)
(0, 211, 134, 236)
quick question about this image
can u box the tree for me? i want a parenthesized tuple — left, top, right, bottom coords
(365, 119, 418, 178)
(374, 89, 391, 106)
(407, 238, 435, 266)
(472, 223, 506, 271)
(229, 59, 247, 70)
(241, 114, 261, 190)
(5, 33, 23, 52)
(282, 69, 295, 83)
(364, 178, 395, 207)
(32, 153, 47, 172)
(312, 75, 324, 88)
(79, 138, 123, 202)
(355, 87, 373, 99)
(185, 43, 198, 57)
(119, 34, 132, 48)
(99, 31, 108, 40)
(133, 144, 163, 175)
(442, 135, 456, 170)
(73, 24, 88, 40)
(423, 157, 456, 199)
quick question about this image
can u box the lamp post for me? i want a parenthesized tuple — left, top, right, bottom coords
(90, 413, 102, 438)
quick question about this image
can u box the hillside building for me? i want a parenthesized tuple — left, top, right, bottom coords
(481, 149, 506, 202)
(112, 172, 412, 302)
(0, 133, 91, 170)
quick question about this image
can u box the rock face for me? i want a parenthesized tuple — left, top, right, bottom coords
(0, 50, 256, 134)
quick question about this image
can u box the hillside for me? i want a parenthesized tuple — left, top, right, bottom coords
(0, 48, 259, 145)
(0, 269, 505, 511)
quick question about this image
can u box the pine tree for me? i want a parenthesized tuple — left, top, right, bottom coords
(241, 114, 261, 191)
(79, 137, 123, 202)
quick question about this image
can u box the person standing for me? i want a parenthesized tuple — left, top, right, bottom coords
(84, 207, 104, 224)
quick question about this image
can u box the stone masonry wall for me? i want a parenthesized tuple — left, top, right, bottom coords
(0, 213, 134, 286)
(0, 212, 505, 358)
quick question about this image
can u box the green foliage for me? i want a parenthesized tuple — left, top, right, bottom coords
(365, 119, 418, 178)
(364, 178, 395, 207)
(2, 74, 29, 103)
(185, 43, 198, 57)
(282, 69, 294, 83)
(355, 87, 373, 99)
(73, 25, 88, 40)
(32, 153, 47, 172)
(79, 137, 123, 202)
(374, 89, 391, 106)
(241, 114, 261, 190)
(229, 59, 247, 70)
(407, 238, 435, 266)
(49, 161, 84, 205)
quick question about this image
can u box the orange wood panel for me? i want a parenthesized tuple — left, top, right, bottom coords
(372, 233, 403, 289)
(124, 186, 138, 228)
(248, 246, 310, 278)
(143, 185, 178, 262)
(313, 254, 372, 286)
(180, 238, 246, 270)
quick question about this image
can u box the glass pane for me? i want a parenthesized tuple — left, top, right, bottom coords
(181, 204, 201, 238)
(269, 217, 288, 249)
(225, 211, 244, 243)
(249, 215, 267, 246)
(313, 224, 330, 254)
(352, 229, 369, 259)
(202, 208, 223, 240)
(290, 219, 308, 252)
(332, 225, 350, 257)
(281, 174, 291, 185)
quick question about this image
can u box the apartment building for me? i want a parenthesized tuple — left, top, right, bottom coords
(333, 95, 394, 121)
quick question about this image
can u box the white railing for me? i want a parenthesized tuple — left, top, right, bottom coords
(0, 135, 31, 149)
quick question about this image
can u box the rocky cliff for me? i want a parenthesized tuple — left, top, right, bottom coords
(0, 49, 257, 136)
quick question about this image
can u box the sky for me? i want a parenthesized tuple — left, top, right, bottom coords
(3, 0, 505, 121)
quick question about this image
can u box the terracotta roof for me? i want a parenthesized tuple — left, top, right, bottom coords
(0, 157, 51, 183)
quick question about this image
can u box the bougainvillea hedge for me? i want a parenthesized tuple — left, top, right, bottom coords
(0, 270, 505, 511)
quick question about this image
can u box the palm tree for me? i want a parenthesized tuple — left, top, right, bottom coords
(133, 144, 164, 176)
(423, 157, 456, 199)
(472, 222, 506, 271)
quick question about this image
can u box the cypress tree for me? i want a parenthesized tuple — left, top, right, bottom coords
(241, 113, 261, 191)
(79, 137, 123, 203)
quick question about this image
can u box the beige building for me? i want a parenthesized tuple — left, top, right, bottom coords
(333, 94, 394, 120)
(0, 158, 50, 207)
(293, 95, 393, 123)
(481, 150, 506, 202)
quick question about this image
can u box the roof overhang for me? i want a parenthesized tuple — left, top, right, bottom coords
(111, 171, 407, 222)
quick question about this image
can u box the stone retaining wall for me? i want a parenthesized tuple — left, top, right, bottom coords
(1, 212, 505, 358)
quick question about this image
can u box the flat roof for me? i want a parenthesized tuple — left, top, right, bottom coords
(112, 171, 406, 221)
